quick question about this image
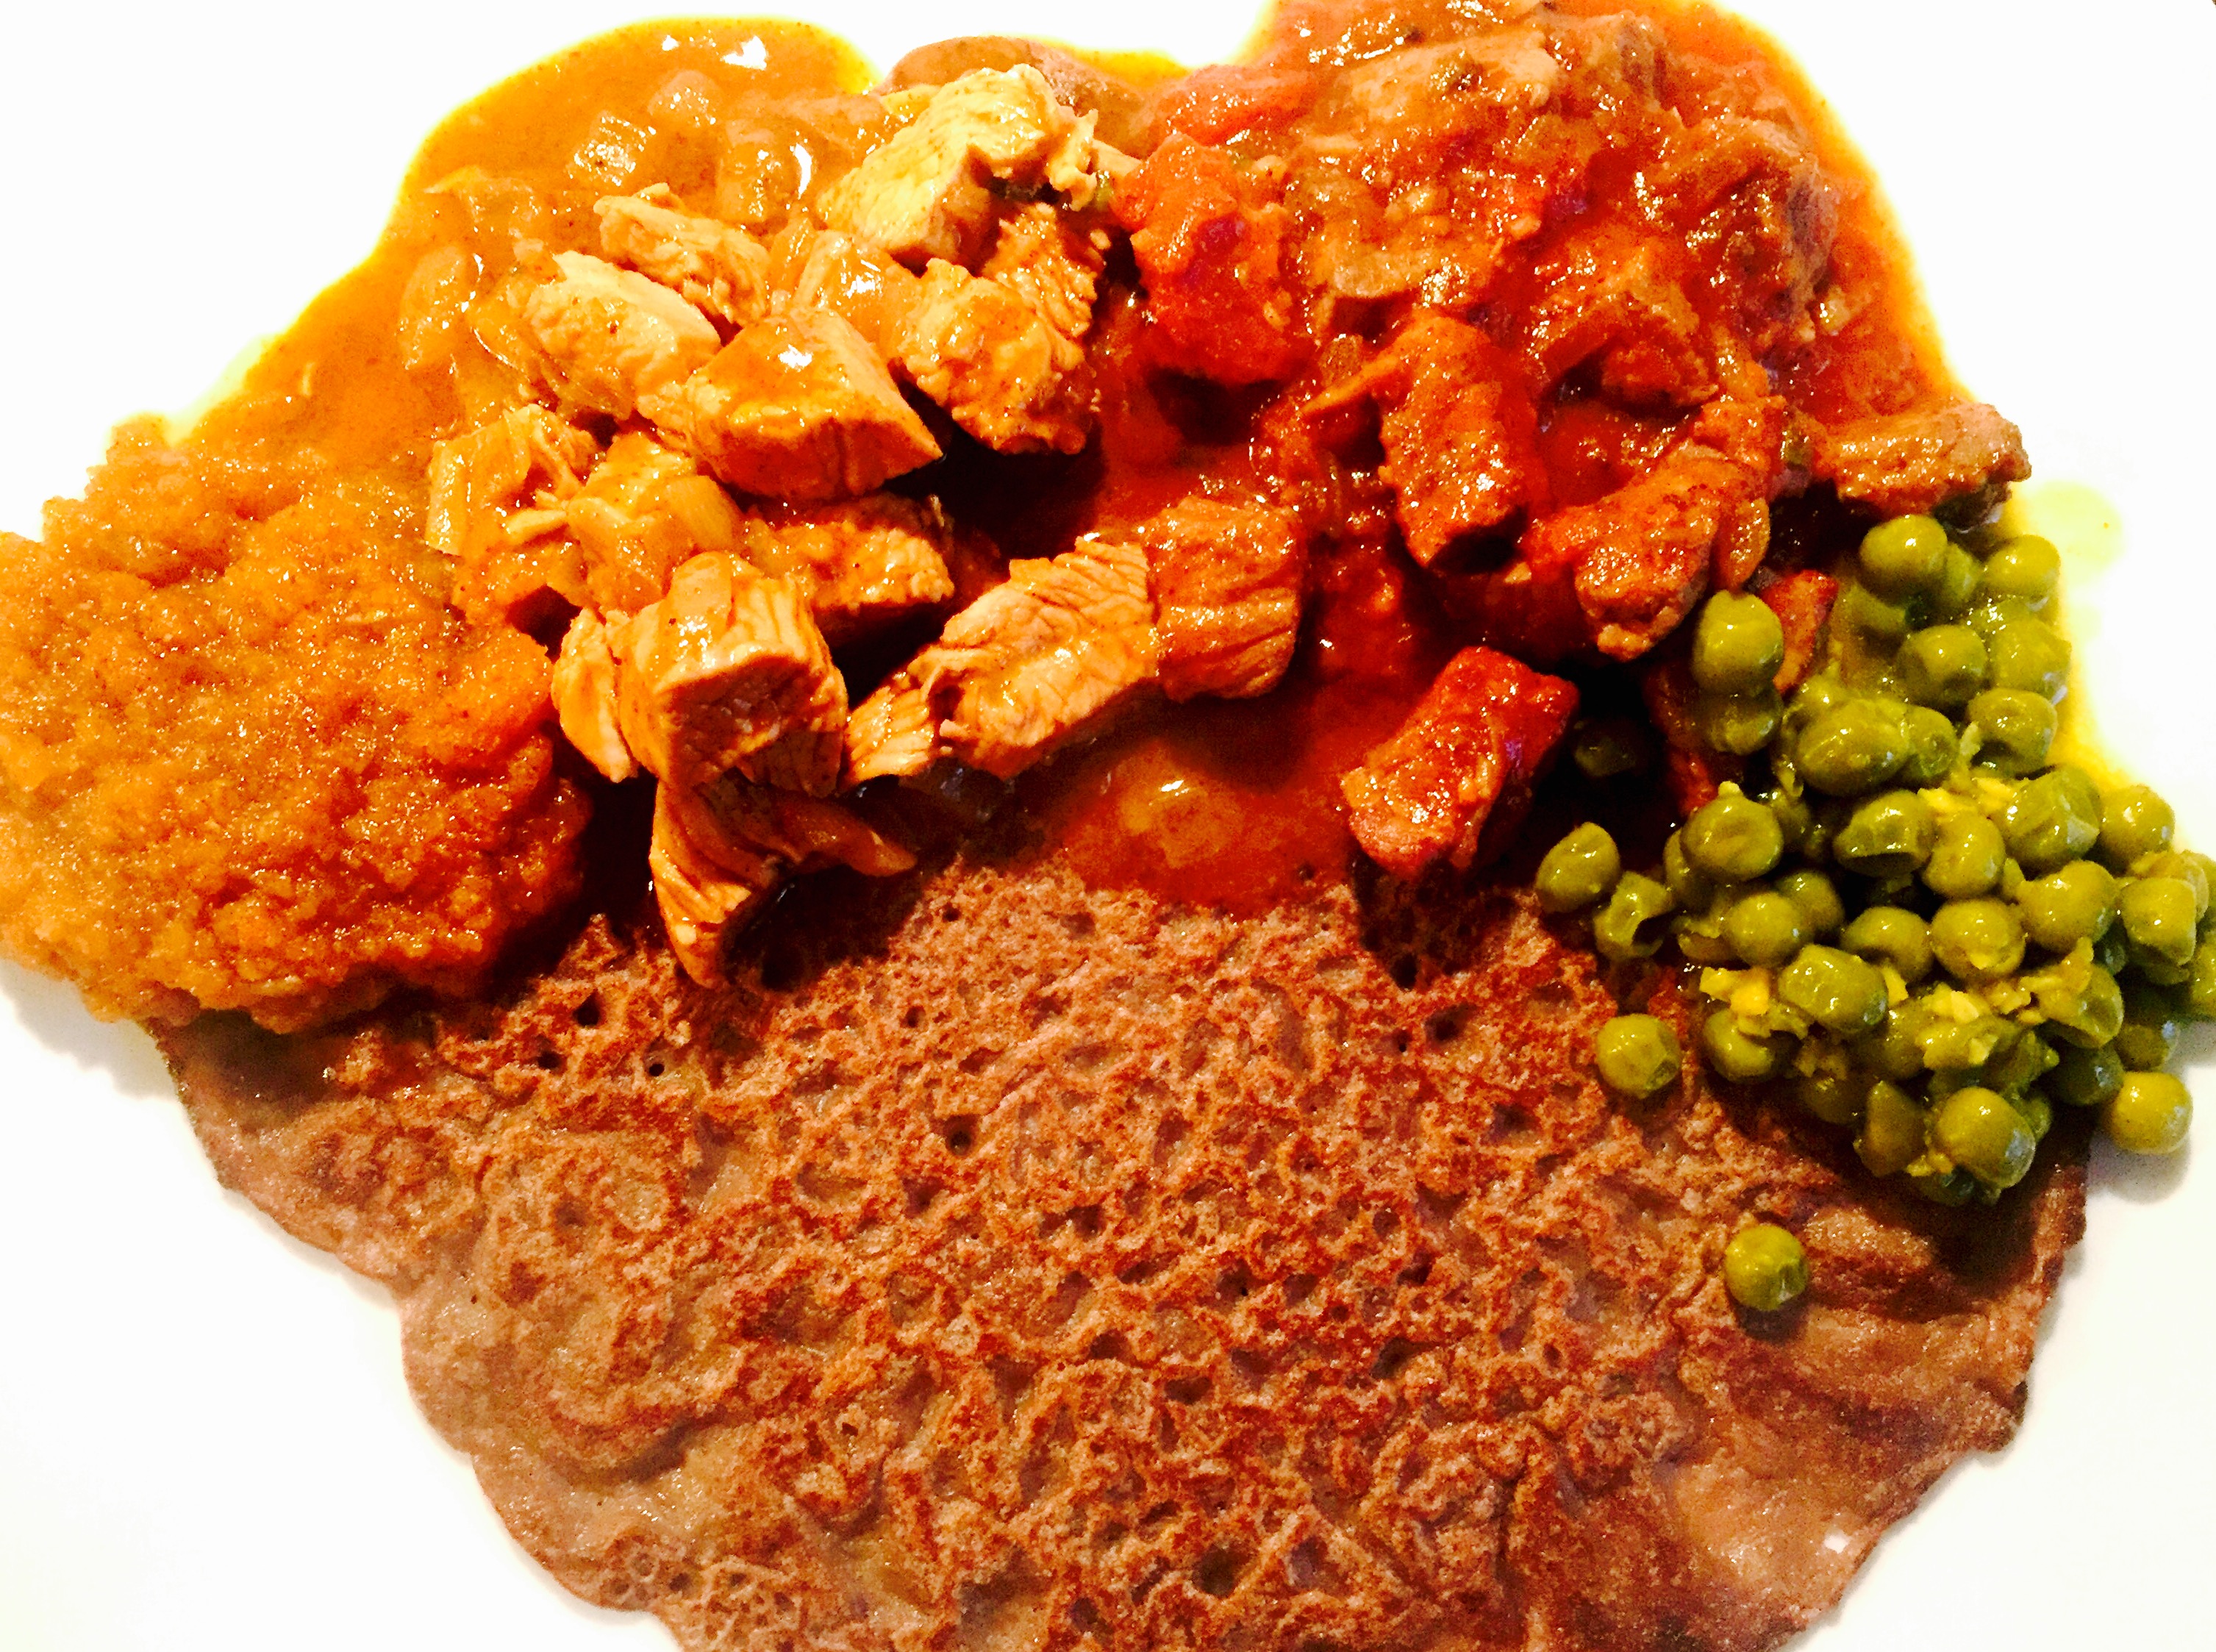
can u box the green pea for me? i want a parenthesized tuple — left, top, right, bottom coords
(2015, 1090, 2054, 1143)
(1859, 515, 1950, 599)
(2140, 851, 2211, 920)
(1796, 701, 1909, 797)
(1723, 890, 1810, 968)
(2120, 877, 2199, 970)
(1987, 620, 2071, 702)
(1894, 706, 1960, 787)
(1593, 873, 1676, 963)
(2048, 1043, 2125, 1109)
(2188, 937, 2216, 1022)
(1672, 907, 1738, 967)
(1856, 1079, 1926, 1176)
(1920, 1012, 2016, 1073)
(1923, 811, 2006, 900)
(1797, 1069, 1867, 1126)
(1594, 1015, 1682, 1098)
(1999, 771, 2101, 875)
(1929, 898, 2026, 981)
(1984, 1026, 2058, 1098)
(2095, 926, 2131, 976)
(1838, 582, 1909, 643)
(1681, 787, 1784, 883)
(1536, 823, 1623, 914)
(1778, 945, 1888, 1036)
(1692, 591, 1786, 695)
(2015, 861, 2118, 952)
(1927, 543, 1983, 621)
(1784, 673, 1853, 736)
(2045, 764, 2104, 823)
(1840, 906, 1933, 983)
(1723, 1223, 1809, 1312)
(1697, 687, 1784, 757)
(1980, 534, 2060, 607)
(2050, 962, 2126, 1050)
(2105, 1072, 2192, 1155)
(1571, 716, 1654, 781)
(1833, 789, 1937, 879)
(1851, 1006, 1928, 1083)
(2098, 784, 2175, 870)
(1898, 624, 1988, 710)
(1663, 829, 1718, 910)
(1966, 594, 2040, 641)
(1965, 688, 2058, 776)
(1775, 868, 1845, 938)
(1910, 1166, 1981, 1206)
(1701, 1009, 1794, 1083)
(2114, 984, 2181, 1071)
(1932, 1086, 2037, 1190)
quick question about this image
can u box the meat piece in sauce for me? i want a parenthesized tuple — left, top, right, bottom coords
(551, 608, 635, 783)
(648, 308, 940, 503)
(650, 774, 915, 986)
(1754, 567, 1840, 693)
(1306, 314, 1545, 565)
(819, 66, 1126, 269)
(564, 432, 747, 613)
(1813, 400, 2031, 519)
(520, 251, 721, 420)
(847, 536, 1157, 783)
(979, 201, 1105, 344)
(611, 553, 847, 795)
(1637, 113, 1838, 357)
(1638, 653, 1741, 816)
(426, 404, 598, 561)
(893, 260, 1096, 454)
(1118, 134, 1306, 385)
(737, 493, 957, 646)
(1465, 397, 1793, 661)
(1518, 221, 1716, 410)
(787, 230, 926, 354)
(1341, 646, 1579, 879)
(594, 187, 773, 330)
(1145, 498, 1307, 701)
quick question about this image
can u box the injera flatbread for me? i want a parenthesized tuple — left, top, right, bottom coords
(161, 840, 2081, 1652)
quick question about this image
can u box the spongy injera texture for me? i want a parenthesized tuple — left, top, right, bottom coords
(162, 853, 2082, 1652)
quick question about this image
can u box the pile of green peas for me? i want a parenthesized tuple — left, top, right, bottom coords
(1542, 511, 2206, 1259)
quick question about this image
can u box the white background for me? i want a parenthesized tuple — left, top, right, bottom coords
(1, 2, 2211, 1648)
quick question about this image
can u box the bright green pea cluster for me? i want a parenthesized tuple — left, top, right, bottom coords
(1557, 514, 2203, 1214)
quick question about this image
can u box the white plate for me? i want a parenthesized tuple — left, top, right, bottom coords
(1, 4, 2209, 1648)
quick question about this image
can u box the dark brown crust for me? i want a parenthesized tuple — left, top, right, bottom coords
(160, 853, 2082, 1652)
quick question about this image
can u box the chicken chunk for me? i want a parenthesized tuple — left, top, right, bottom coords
(926, 536, 1157, 778)
(893, 260, 1096, 454)
(1755, 568, 1840, 694)
(426, 405, 598, 560)
(648, 308, 941, 503)
(1813, 400, 2030, 519)
(819, 66, 1127, 269)
(521, 250, 721, 419)
(1307, 314, 1545, 565)
(1520, 223, 1715, 409)
(564, 431, 746, 612)
(787, 231, 926, 354)
(551, 609, 636, 782)
(738, 494, 957, 646)
(610, 553, 847, 795)
(595, 187, 773, 330)
(651, 773, 917, 986)
(1144, 498, 1307, 701)
(980, 201, 1105, 344)
(846, 537, 1157, 782)
(842, 674, 939, 786)
(1340, 646, 1579, 880)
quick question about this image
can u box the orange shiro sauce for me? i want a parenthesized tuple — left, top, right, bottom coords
(0, 3, 1976, 1022)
